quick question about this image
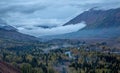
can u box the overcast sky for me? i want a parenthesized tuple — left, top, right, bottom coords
(0, 0, 120, 37)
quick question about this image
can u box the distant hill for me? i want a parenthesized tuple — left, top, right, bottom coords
(0, 19, 38, 42)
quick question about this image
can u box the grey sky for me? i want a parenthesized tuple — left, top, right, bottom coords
(0, 0, 120, 36)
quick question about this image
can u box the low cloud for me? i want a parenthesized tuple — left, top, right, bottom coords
(18, 22, 86, 37)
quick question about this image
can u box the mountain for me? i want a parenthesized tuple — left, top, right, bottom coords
(41, 8, 120, 40)
(0, 19, 38, 42)
(64, 8, 120, 29)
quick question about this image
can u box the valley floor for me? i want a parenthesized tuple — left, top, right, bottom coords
(0, 40, 120, 73)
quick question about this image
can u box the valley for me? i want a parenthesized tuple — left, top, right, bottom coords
(0, 5, 120, 73)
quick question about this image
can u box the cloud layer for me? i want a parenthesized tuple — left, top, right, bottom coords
(18, 22, 86, 36)
(0, 0, 120, 36)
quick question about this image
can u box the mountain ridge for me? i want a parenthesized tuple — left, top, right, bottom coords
(64, 8, 120, 29)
